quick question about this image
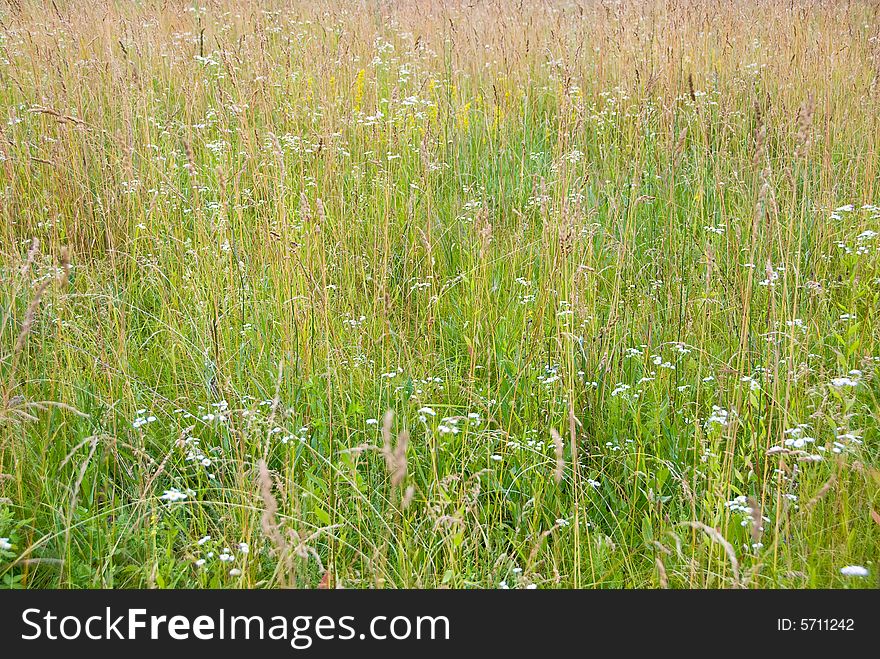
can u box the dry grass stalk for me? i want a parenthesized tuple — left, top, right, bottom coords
(258, 459, 286, 555)
(551, 428, 565, 484)
(655, 556, 669, 589)
(758, 167, 777, 223)
(381, 410, 409, 487)
(673, 127, 687, 167)
(747, 496, 764, 546)
(527, 526, 555, 571)
(299, 192, 312, 223)
(806, 473, 836, 509)
(315, 198, 327, 232)
(751, 102, 767, 167)
(7, 278, 52, 397)
(475, 207, 493, 259)
(401, 485, 415, 509)
(795, 94, 815, 159)
(680, 520, 741, 587)
(20, 238, 39, 276)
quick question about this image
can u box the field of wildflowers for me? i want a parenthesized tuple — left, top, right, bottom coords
(1, 0, 878, 588)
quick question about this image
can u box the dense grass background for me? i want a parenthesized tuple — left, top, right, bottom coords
(1, 0, 879, 588)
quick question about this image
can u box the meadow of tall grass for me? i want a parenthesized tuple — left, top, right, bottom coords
(0, 0, 878, 589)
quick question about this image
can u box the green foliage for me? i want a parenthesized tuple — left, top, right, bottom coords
(0, 0, 878, 589)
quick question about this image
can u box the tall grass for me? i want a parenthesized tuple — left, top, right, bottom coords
(1, 0, 878, 588)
